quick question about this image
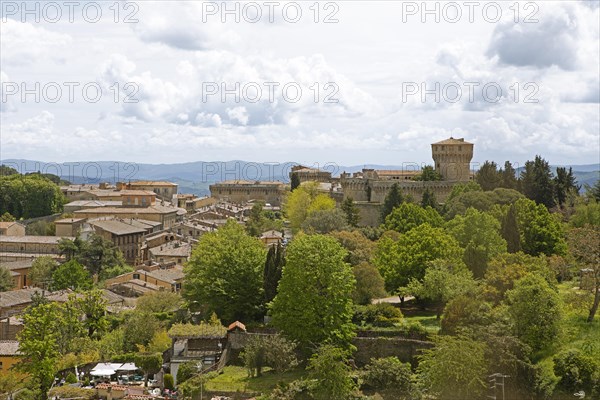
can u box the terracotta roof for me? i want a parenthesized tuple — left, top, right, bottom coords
(432, 137, 472, 145)
(149, 242, 191, 258)
(96, 383, 129, 391)
(228, 321, 246, 332)
(0, 340, 20, 356)
(129, 181, 178, 187)
(89, 220, 147, 235)
(141, 267, 185, 283)
(74, 205, 177, 215)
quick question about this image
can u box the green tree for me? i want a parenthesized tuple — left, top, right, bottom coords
(164, 374, 175, 391)
(16, 302, 61, 400)
(136, 291, 183, 314)
(77, 234, 126, 276)
(553, 349, 600, 395)
(0, 371, 26, 399)
(271, 234, 356, 350)
(421, 188, 438, 209)
(329, 230, 375, 267)
(506, 273, 562, 351)
(520, 155, 556, 209)
(0, 212, 16, 222)
(122, 312, 161, 353)
(301, 209, 349, 234)
(285, 182, 334, 232)
(483, 252, 554, 303)
(373, 224, 463, 293)
(380, 183, 405, 223)
(501, 161, 518, 189)
(290, 173, 301, 191)
(570, 200, 600, 228)
(0, 267, 14, 292)
(263, 244, 285, 304)
(0, 174, 64, 219)
(501, 203, 521, 253)
(362, 357, 413, 395)
(184, 220, 266, 322)
(404, 260, 478, 318)
(0, 165, 19, 176)
(28, 256, 58, 288)
(307, 345, 357, 400)
(414, 165, 442, 181)
(554, 167, 578, 208)
(134, 353, 162, 387)
(351, 262, 387, 305)
(176, 361, 199, 385)
(341, 197, 360, 227)
(514, 198, 567, 256)
(50, 260, 93, 291)
(476, 161, 502, 191)
(384, 202, 443, 234)
(74, 290, 109, 338)
(446, 207, 507, 278)
(417, 335, 487, 400)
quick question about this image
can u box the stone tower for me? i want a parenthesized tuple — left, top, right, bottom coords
(431, 137, 473, 181)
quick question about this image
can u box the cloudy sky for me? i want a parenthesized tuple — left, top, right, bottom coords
(1, 0, 599, 167)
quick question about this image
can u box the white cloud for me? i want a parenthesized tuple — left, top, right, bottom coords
(0, 20, 71, 65)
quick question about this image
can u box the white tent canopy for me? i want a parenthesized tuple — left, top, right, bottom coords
(90, 363, 138, 376)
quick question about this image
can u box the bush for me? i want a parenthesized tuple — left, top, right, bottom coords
(49, 387, 95, 400)
(176, 361, 199, 385)
(362, 357, 412, 393)
(553, 349, 600, 395)
(354, 304, 403, 328)
(65, 372, 78, 384)
(164, 374, 174, 390)
(242, 335, 298, 377)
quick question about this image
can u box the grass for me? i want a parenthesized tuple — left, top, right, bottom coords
(204, 366, 307, 394)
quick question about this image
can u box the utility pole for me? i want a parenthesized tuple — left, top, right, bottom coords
(487, 373, 510, 400)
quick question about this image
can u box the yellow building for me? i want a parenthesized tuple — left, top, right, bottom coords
(0, 341, 20, 373)
(0, 222, 25, 237)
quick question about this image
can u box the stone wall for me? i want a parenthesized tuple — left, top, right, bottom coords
(352, 337, 433, 367)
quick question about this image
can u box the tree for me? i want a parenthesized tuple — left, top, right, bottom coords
(554, 167, 578, 208)
(514, 198, 567, 256)
(570, 200, 600, 228)
(271, 234, 356, 350)
(501, 203, 521, 253)
(50, 260, 93, 291)
(77, 234, 126, 276)
(441, 294, 493, 335)
(301, 209, 349, 234)
(329, 230, 375, 266)
(245, 202, 283, 237)
(341, 197, 360, 227)
(28, 256, 58, 288)
(290, 173, 301, 191)
(421, 188, 438, 209)
(137, 291, 183, 314)
(0, 371, 26, 399)
(0, 267, 14, 292)
(164, 374, 175, 391)
(263, 244, 285, 304)
(26, 220, 55, 236)
(414, 165, 442, 181)
(351, 262, 387, 305)
(476, 161, 502, 191)
(0, 165, 19, 176)
(285, 182, 334, 232)
(585, 179, 600, 202)
(16, 302, 61, 400)
(122, 312, 161, 352)
(520, 155, 556, 209)
(0, 212, 16, 222)
(501, 161, 518, 189)
(417, 335, 487, 400)
(380, 183, 405, 223)
(373, 224, 463, 293)
(506, 273, 562, 351)
(384, 202, 443, 234)
(0, 174, 64, 219)
(242, 335, 298, 377)
(307, 345, 357, 400)
(404, 260, 478, 318)
(553, 349, 600, 395)
(184, 220, 266, 322)
(134, 353, 162, 387)
(484, 252, 554, 303)
(446, 207, 507, 278)
(568, 227, 600, 322)
(73, 290, 109, 338)
(362, 357, 413, 395)
(176, 361, 199, 385)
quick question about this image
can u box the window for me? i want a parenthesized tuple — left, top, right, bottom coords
(133, 273, 140, 279)
(0, 362, 3, 369)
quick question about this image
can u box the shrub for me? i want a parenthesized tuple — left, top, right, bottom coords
(176, 361, 199, 385)
(65, 372, 78, 384)
(164, 374, 174, 390)
(553, 349, 600, 395)
(354, 304, 403, 328)
(362, 357, 412, 393)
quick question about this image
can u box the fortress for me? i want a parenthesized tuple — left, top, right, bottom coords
(340, 137, 474, 226)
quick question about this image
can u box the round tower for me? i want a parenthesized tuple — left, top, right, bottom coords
(431, 137, 474, 181)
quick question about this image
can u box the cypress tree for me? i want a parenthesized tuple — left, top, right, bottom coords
(380, 183, 404, 223)
(501, 161, 518, 189)
(290, 173, 300, 191)
(263, 244, 285, 304)
(501, 204, 521, 253)
(421, 188, 437, 209)
(520, 155, 556, 209)
(341, 197, 360, 227)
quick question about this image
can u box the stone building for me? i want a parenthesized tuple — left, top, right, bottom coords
(122, 181, 179, 202)
(341, 137, 474, 226)
(209, 180, 286, 206)
(290, 165, 332, 184)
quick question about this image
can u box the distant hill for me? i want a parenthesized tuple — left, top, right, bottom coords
(2, 159, 598, 197)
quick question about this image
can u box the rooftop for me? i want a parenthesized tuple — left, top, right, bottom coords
(89, 219, 147, 235)
(0, 236, 73, 244)
(129, 181, 178, 187)
(74, 205, 178, 215)
(212, 180, 285, 186)
(432, 137, 473, 145)
(0, 259, 35, 270)
(0, 340, 20, 356)
(149, 242, 192, 258)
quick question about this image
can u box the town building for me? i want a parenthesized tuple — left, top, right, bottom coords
(0, 236, 72, 262)
(121, 181, 179, 202)
(0, 340, 20, 373)
(0, 222, 26, 237)
(290, 165, 332, 184)
(74, 205, 179, 229)
(0, 260, 34, 290)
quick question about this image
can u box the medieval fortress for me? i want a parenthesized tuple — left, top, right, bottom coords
(210, 137, 474, 226)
